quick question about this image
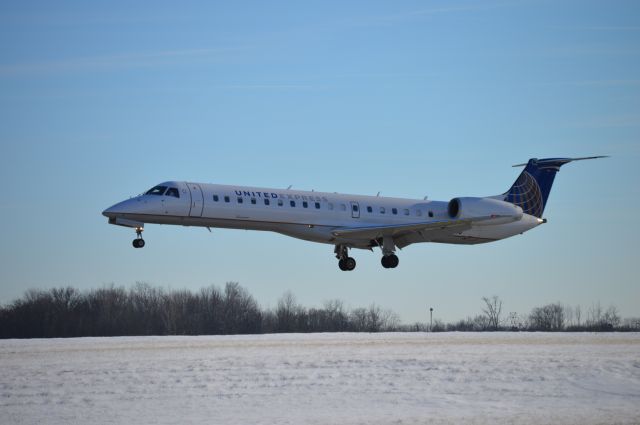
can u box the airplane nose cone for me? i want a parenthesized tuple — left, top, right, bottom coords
(102, 206, 116, 217)
(102, 204, 120, 218)
(102, 199, 137, 218)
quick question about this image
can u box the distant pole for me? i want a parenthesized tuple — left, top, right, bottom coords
(429, 307, 433, 332)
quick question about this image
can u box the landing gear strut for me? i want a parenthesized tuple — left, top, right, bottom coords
(335, 245, 356, 271)
(132, 227, 145, 248)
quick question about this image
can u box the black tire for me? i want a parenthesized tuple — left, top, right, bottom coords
(137, 239, 145, 248)
(132, 239, 139, 248)
(338, 258, 348, 271)
(345, 257, 356, 271)
(381, 254, 399, 269)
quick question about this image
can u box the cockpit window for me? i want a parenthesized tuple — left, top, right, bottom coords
(146, 185, 167, 196)
(166, 188, 179, 198)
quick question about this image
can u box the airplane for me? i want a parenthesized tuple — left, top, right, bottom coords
(102, 156, 606, 271)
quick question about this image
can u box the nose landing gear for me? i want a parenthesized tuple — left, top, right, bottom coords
(132, 227, 145, 248)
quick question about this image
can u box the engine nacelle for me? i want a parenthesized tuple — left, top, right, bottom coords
(448, 197, 523, 223)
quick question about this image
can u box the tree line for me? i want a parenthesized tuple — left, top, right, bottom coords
(420, 296, 639, 332)
(0, 282, 399, 338)
(0, 285, 637, 338)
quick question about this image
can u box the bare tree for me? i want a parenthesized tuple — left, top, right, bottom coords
(367, 304, 382, 332)
(223, 282, 261, 334)
(529, 303, 564, 331)
(481, 296, 503, 330)
(587, 301, 603, 327)
(349, 308, 368, 332)
(603, 305, 621, 329)
(564, 305, 574, 327)
(622, 317, 640, 330)
(322, 299, 348, 331)
(275, 291, 300, 333)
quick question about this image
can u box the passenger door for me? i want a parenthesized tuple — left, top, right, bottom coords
(187, 183, 204, 217)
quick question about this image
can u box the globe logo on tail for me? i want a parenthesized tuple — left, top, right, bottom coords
(504, 171, 544, 218)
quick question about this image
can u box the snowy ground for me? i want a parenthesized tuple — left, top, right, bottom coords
(1, 333, 639, 425)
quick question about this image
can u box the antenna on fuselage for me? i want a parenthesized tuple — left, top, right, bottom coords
(424, 196, 428, 200)
(287, 185, 292, 190)
(376, 192, 380, 197)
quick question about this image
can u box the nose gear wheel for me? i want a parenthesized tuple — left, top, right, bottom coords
(132, 227, 145, 249)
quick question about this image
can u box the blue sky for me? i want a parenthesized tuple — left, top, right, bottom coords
(1, 0, 638, 323)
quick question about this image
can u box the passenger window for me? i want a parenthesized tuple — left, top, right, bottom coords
(428, 211, 434, 218)
(251, 198, 256, 205)
(380, 207, 385, 214)
(303, 201, 308, 208)
(278, 199, 284, 206)
(367, 206, 372, 213)
(340, 204, 346, 211)
(166, 188, 179, 198)
(352, 204, 359, 212)
(315, 202, 320, 209)
(237, 197, 243, 204)
(290, 200, 296, 207)
(213, 195, 219, 202)
(404, 209, 409, 216)
(145, 185, 167, 196)
(264, 199, 270, 206)
(224, 196, 230, 203)
(392, 208, 398, 215)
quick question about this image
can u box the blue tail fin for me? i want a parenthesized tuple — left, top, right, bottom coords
(502, 156, 607, 218)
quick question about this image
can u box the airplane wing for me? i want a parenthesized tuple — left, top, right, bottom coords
(331, 219, 468, 239)
(331, 216, 503, 248)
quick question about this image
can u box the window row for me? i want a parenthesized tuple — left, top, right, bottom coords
(213, 194, 325, 209)
(211, 194, 435, 217)
(363, 205, 434, 217)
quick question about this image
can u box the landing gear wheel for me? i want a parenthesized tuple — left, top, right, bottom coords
(345, 257, 356, 271)
(338, 257, 356, 271)
(381, 254, 399, 269)
(338, 258, 348, 271)
(132, 226, 145, 248)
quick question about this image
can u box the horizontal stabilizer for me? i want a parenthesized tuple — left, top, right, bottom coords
(512, 156, 609, 167)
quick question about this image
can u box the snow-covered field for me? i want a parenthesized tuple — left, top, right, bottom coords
(1, 333, 639, 425)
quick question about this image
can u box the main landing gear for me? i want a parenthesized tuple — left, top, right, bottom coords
(335, 245, 356, 271)
(381, 254, 399, 269)
(132, 227, 145, 249)
(380, 236, 399, 269)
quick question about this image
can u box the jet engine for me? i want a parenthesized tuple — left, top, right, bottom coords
(448, 197, 523, 223)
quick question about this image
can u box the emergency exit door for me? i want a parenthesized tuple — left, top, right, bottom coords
(350, 201, 360, 218)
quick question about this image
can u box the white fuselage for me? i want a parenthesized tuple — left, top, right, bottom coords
(103, 156, 603, 270)
(103, 181, 542, 250)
